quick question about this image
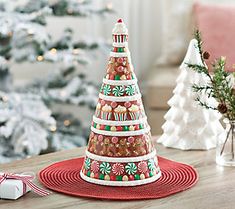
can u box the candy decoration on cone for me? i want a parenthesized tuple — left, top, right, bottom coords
(80, 19, 161, 186)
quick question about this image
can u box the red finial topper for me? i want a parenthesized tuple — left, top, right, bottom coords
(117, 19, 123, 23)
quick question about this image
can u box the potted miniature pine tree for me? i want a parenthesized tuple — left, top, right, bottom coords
(158, 38, 224, 150)
(188, 31, 235, 166)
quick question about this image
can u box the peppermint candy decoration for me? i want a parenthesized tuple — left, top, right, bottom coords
(100, 162, 111, 174)
(125, 162, 137, 175)
(138, 161, 148, 173)
(148, 159, 155, 171)
(125, 85, 135, 96)
(112, 86, 124, 97)
(84, 158, 91, 170)
(103, 84, 111, 95)
(91, 160, 100, 173)
(112, 163, 124, 175)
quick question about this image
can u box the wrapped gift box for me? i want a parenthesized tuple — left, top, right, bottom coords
(0, 177, 31, 200)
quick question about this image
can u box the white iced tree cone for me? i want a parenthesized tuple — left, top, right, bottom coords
(158, 39, 224, 150)
(80, 19, 161, 186)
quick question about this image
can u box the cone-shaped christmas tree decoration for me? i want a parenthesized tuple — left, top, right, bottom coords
(158, 39, 224, 150)
(80, 19, 161, 186)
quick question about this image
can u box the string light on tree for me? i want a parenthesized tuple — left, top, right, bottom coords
(37, 55, 44, 62)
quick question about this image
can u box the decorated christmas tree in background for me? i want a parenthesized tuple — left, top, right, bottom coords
(158, 39, 224, 150)
(80, 19, 161, 185)
(0, 0, 113, 163)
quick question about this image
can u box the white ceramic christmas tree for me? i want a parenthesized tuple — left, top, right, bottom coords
(158, 39, 224, 150)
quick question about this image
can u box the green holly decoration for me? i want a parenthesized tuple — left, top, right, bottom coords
(99, 174, 105, 180)
(100, 162, 111, 174)
(84, 158, 91, 170)
(148, 159, 155, 171)
(139, 124, 144, 129)
(123, 126, 129, 131)
(125, 85, 135, 96)
(115, 75, 120, 80)
(134, 174, 140, 180)
(112, 86, 124, 97)
(103, 84, 111, 95)
(125, 163, 137, 175)
(116, 176, 122, 181)
(117, 48, 124, 52)
(105, 125, 111, 131)
(93, 122, 97, 128)
(87, 171, 91, 177)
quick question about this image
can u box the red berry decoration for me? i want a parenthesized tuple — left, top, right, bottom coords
(95, 173, 99, 179)
(100, 125, 105, 130)
(110, 175, 116, 181)
(126, 74, 132, 80)
(109, 74, 115, 80)
(135, 124, 140, 130)
(129, 175, 134, 181)
(145, 172, 150, 178)
(117, 18, 123, 23)
(116, 126, 123, 131)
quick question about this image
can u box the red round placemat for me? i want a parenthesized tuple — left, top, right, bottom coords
(38, 156, 198, 200)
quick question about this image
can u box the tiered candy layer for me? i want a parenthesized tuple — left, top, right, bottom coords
(80, 151, 161, 186)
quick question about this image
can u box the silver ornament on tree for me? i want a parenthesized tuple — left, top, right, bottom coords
(158, 39, 224, 150)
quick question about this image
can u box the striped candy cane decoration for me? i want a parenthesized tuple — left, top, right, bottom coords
(112, 34, 128, 43)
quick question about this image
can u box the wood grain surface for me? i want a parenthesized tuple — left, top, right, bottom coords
(0, 137, 234, 209)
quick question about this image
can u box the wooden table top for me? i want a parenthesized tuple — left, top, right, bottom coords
(0, 138, 234, 209)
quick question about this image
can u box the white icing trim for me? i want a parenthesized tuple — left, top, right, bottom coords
(93, 116, 147, 126)
(102, 78, 137, 86)
(91, 125, 150, 136)
(113, 42, 128, 47)
(85, 150, 156, 162)
(112, 33, 128, 35)
(80, 170, 161, 186)
(110, 52, 129, 57)
(99, 93, 141, 102)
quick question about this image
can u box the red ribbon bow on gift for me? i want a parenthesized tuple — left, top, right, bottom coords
(0, 173, 50, 196)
